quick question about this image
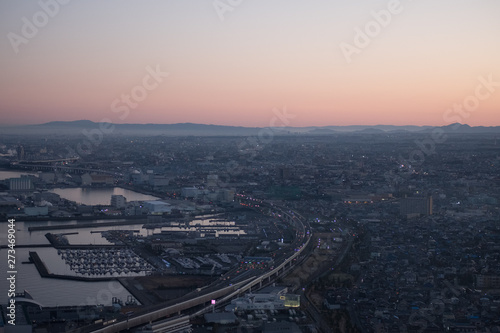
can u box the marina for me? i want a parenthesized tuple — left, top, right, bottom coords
(58, 248, 155, 277)
(29, 251, 113, 282)
(0, 215, 241, 307)
(0, 247, 136, 307)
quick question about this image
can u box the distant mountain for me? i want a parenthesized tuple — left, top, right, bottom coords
(441, 123, 471, 132)
(425, 123, 500, 134)
(307, 128, 337, 135)
(354, 128, 386, 134)
(1, 121, 500, 136)
(39, 120, 96, 127)
(18, 121, 264, 136)
(319, 125, 433, 132)
(113, 122, 261, 135)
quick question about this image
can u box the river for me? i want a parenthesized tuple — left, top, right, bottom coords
(48, 187, 159, 205)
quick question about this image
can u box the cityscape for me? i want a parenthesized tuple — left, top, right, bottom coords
(1, 1, 500, 333)
(0, 126, 500, 332)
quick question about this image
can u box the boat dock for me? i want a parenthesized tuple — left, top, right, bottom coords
(29, 251, 117, 282)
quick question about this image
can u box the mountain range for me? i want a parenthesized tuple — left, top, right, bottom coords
(0, 121, 499, 136)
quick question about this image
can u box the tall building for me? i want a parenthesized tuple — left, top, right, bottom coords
(110, 195, 127, 209)
(9, 176, 33, 191)
(16, 145, 25, 160)
(278, 167, 291, 181)
(400, 196, 432, 217)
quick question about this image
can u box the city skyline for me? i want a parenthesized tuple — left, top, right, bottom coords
(1, 0, 499, 126)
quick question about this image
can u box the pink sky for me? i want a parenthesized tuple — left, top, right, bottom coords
(1, 0, 499, 127)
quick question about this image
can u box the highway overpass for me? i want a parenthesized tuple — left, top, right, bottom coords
(82, 197, 311, 333)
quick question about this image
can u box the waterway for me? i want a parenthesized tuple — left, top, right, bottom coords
(0, 216, 242, 307)
(0, 219, 141, 307)
(48, 187, 159, 205)
(0, 247, 133, 307)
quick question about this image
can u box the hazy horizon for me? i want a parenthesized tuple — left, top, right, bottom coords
(0, 119, 495, 129)
(1, 1, 499, 127)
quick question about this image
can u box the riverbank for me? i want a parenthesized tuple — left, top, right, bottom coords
(28, 219, 148, 232)
(26, 214, 188, 232)
(12, 214, 147, 223)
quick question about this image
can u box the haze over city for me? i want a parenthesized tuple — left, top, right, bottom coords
(1, 0, 499, 127)
(2, 2, 500, 333)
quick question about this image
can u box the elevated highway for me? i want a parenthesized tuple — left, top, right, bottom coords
(83, 196, 311, 333)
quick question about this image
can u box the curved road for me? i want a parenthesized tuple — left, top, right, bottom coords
(82, 195, 311, 333)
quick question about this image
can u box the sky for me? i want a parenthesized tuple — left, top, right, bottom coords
(0, 0, 499, 127)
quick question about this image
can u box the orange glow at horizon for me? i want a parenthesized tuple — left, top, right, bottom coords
(0, 1, 499, 126)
